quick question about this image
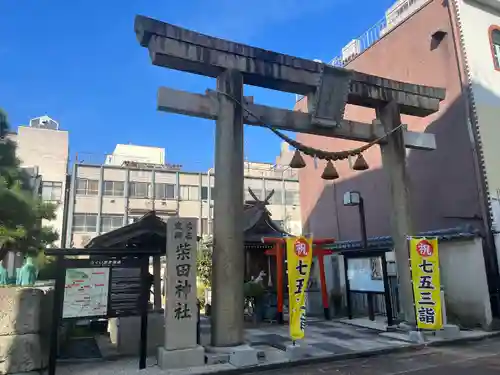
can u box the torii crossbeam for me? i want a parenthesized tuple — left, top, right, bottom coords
(134, 15, 446, 348)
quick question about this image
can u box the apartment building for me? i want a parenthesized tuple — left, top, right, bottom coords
(66, 143, 301, 248)
(9, 115, 69, 247)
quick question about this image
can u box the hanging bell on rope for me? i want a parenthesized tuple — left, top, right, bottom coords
(352, 154, 369, 171)
(289, 150, 306, 169)
(321, 160, 339, 180)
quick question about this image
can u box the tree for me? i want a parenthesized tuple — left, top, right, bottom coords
(0, 109, 58, 260)
(196, 236, 212, 288)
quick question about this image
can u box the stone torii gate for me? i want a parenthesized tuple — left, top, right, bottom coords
(134, 15, 445, 348)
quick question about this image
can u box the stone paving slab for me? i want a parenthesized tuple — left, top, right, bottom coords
(200, 318, 408, 356)
(61, 318, 497, 375)
(240, 337, 500, 375)
(56, 332, 499, 375)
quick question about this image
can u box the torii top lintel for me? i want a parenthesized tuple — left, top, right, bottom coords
(134, 15, 446, 117)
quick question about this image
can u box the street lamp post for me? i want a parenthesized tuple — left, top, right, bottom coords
(343, 191, 376, 320)
(343, 191, 368, 249)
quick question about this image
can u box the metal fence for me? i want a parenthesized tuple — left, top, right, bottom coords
(295, 17, 387, 103)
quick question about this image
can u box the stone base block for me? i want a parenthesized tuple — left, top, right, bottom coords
(0, 288, 43, 336)
(435, 324, 460, 339)
(157, 345, 205, 370)
(397, 322, 415, 332)
(108, 312, 164, 355)
(206, 345, 258, 368)
(0, 334, 42, 374)
(228, 345, 258, 367)
(285, 343, 309, 361)
(205, 353, 229, 365)
(408, 330, 425, 343)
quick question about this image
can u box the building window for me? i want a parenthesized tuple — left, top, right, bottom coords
(201, 218, 208, 235)
(103, 181, 124, 197)
(129, 182, 150, 198)
(101, 215, 124, 233)
(268, 189, 283, 205)
(159, 215, 173, 222)
(491, 26, 500, 70)
(41, 181, 62, 202)
(76, 178, 99, 195)
(244, 188, 262, 202)
(155, 183, 176, 200)
(201, 186, 215, 201)
(285, 191, 299, 206)
(179, 185, 199, 201)
(73, 213, 97, 232)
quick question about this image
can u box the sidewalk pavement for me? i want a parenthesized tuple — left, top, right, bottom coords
(244, 336, 500, 375)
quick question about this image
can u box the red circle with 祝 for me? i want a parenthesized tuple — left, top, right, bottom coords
(294, 238, 310, 258)
(416, 239, 434, 257)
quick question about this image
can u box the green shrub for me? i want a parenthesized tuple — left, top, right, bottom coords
(36, 252, 58, 280)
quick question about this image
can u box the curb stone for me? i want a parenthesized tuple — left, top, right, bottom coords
(200, 330, 500, 375)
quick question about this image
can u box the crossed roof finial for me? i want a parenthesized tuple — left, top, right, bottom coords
(247, 187, 275, 207)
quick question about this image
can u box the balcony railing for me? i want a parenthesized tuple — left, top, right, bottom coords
(295, 0, 431, 103)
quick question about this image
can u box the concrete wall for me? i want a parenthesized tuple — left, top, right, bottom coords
(457, 0, 500, 201)
(439, 237, 493, 329)
(106, 144, 165, 166)
(295, 0, 482, 241)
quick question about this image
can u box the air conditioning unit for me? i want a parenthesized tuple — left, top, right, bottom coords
(342, 39, 361, 62)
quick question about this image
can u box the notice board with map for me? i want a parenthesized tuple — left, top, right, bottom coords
(62, 257, 145, 320)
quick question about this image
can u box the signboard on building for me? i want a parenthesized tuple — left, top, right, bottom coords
(409, 237, 443, 330)
(62, 257, 145, 319)
(286, 236, 313, 341)
(165, 217, 198, 350)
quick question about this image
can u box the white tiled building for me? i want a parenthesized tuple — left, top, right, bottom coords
(66, 143, 302, 248)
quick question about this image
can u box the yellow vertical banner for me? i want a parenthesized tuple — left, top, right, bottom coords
(409, 237, 443, 330)
(286, 236, 313, 341)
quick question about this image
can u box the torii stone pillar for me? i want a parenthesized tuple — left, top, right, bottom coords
(378, 101, 415, 325)
(211, 69, 246, 346)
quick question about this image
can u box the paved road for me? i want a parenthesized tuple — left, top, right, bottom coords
(248, 337, 500, 375)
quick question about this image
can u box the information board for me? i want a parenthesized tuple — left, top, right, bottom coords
(347, 257, 384, 293)
(63, 268, 110, 319)
(61, 257, 145, 320)
(108, 264, 143, 317)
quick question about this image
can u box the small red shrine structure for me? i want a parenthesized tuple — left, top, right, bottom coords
(262, 237, 335, 323)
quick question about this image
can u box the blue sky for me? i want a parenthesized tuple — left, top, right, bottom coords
(0, 0, 395, 171)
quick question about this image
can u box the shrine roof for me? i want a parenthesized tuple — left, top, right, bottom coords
(85, 211, 169, 249)
(242, 201, 291, 242)
(327, 226, 481, 252)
